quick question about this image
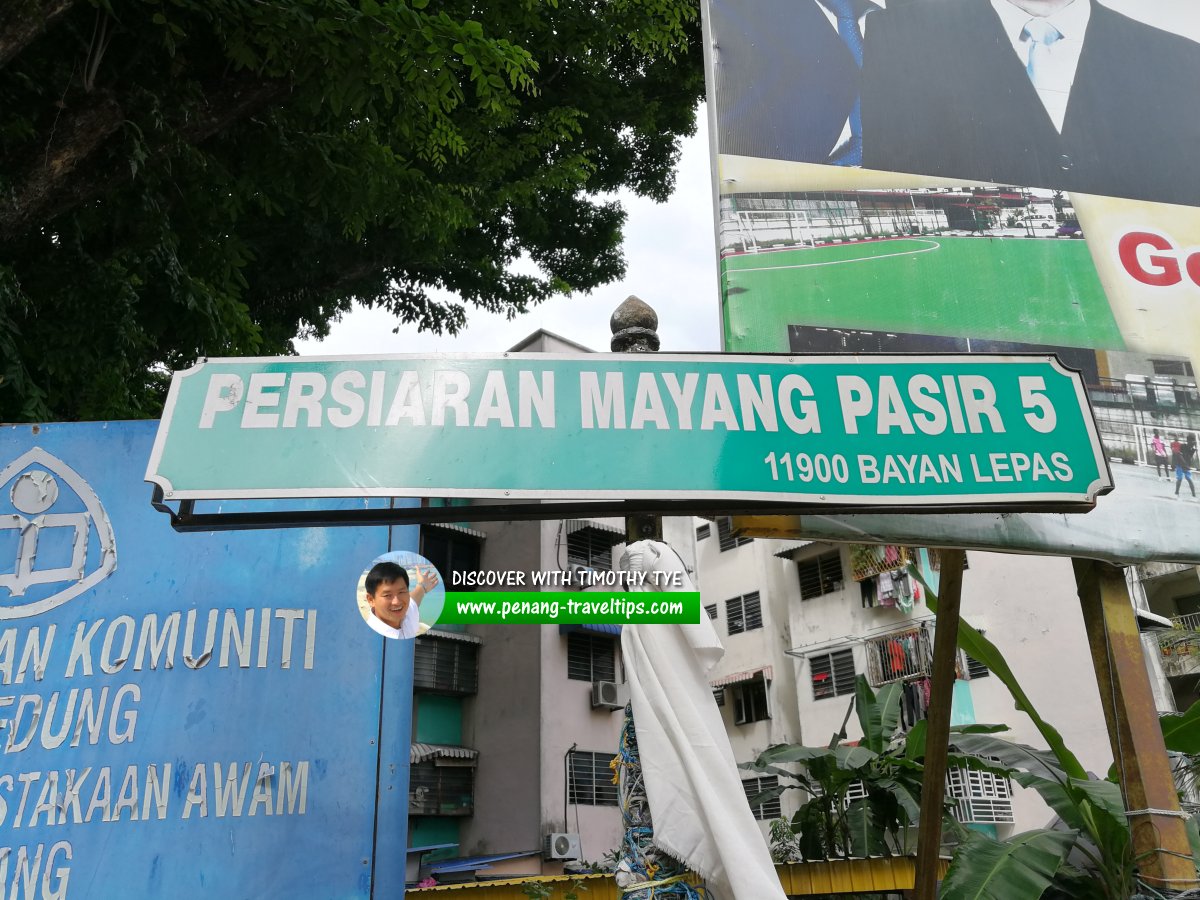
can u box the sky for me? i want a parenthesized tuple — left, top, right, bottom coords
(295, 111, 720, 358)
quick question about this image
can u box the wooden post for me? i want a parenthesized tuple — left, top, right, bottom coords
(913, 548, 966, 900)
(1074, 557, 1200, 893)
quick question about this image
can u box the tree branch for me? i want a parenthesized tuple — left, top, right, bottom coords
(0, 76, 287, 242)
(0, 0, 79, 72)
(0, 89, 124, 241)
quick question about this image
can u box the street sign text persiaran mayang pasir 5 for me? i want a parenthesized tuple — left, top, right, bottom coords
(146, 353, 1111, 508)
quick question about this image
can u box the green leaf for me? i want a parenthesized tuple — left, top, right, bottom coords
(1161, 699, 1200, 754)
(855, 676, 884, 752)
(911, 566, 1087, 781)
(755, 744, 837, 765)
(904, 720, 927, 761)
(794, 801, 828, 861)
(874, 775, 922, 823)
(834, 744, 878, 770)
(845, 799, 887, 857)
(940, 830, 1076, 900)
(950, 723, 1011, 735)
(1186, 815, 1200, 867)
(950, 733, 1070, 784)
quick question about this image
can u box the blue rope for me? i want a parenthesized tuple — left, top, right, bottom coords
(616, 705, 706, 899)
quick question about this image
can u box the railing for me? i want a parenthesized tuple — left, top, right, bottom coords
(864, 628, 932, 686)
(1173, 612, 1200, 632)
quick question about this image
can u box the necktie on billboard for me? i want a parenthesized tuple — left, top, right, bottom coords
(826, 0, 876, 166)
(1022, 17, 1063, 91)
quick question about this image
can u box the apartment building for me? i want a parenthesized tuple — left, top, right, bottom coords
(697, 523, 1117, 838)
(405, 329, 698, 884)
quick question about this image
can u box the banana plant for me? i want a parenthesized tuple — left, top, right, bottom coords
(745, 675, 929, 861)
(911, 566, 1200, 900)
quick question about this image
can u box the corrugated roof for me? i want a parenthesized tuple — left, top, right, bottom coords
(427, 851, 541, 874)
(711, 665, 773, 688)
(774, 542, 814, 559)
(423, 628, 482, 644)
(411, 743, 480, 765)
(559, 623, 622, 637)
(564, 518, 625, 540)
(427, 522, 488, 540)
(407, 843, 460, 855)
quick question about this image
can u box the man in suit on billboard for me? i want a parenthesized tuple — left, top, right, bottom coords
(859, 0, 1200, 206)
(710, 0, 880, 164)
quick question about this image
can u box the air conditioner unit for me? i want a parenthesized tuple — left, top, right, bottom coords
(543, 832, 582, 861)
(568, 563, 597, 585)
(591, 680, 628, 710)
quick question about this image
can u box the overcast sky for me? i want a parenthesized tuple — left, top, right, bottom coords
(296, 110, 720, 358)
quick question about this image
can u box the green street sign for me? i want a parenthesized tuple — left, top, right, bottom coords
(145, 353, 1112, 510)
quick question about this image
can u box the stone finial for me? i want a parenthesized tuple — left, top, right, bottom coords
(610, 295, 660, 353)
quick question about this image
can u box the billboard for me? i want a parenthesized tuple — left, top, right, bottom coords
(1, 422, 412, 898)
(704, 0, 1200, 563)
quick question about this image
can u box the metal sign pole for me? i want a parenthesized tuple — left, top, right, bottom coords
(1073, 557, 1200, 893)
(913, 548, 966, 900)
(611, 296, 697, 898)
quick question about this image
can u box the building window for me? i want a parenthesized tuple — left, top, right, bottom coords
(725, 592, 763, 636)
(696, 523, 711, 541)
(798, 551, 844, 599)
(947, 757, 1014, 824)
(742, 776, 782, 820)
(567, 526, 618, 571)
(810, 648, 856, 700)
(409, 762, 474, 816)
(965, 653, 990, 680)
(421, 526, 483, 591)
(716, 517, 753, 552)
(732, 678, 770, 724)
(704, 603, 718, 620)
(568, 750, 619, 806)
(1152, 358, 1194, 377)
(713, 687, 725, 707)
(567, 632, 617, 682)
(414, 635, 479, 695)
(927, 548, 969, 572)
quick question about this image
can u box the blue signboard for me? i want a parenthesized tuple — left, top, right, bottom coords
(0, 421, 413, 899)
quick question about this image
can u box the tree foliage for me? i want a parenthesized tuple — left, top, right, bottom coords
(0, 0, 704, 420)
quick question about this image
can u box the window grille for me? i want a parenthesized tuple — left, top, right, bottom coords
(568, 750, 619, 806)
(810, 648, 856, 700)
(742, 776, 782, 820)
(725, 592, 763, 635)
(965, 653, 990, 680)
(566, 632, 617, 682)
(947, 758, 1014, 824)
(696, 523, 711, 541)
(566, 527, 617, 570)
(704, 603, 718, 620)
(413, 636, 479, 695)
(409, 762, 474, 816)
(420, 526, 483, 591)
(716, 517, 753, 552)
(713, 687, 725, 707)
(864, 628, 933, 686)
(848, 544, 911, 581)
(798, 552, 844, 599)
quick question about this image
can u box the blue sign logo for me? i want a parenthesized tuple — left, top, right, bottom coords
(0, 447, 117, 620)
